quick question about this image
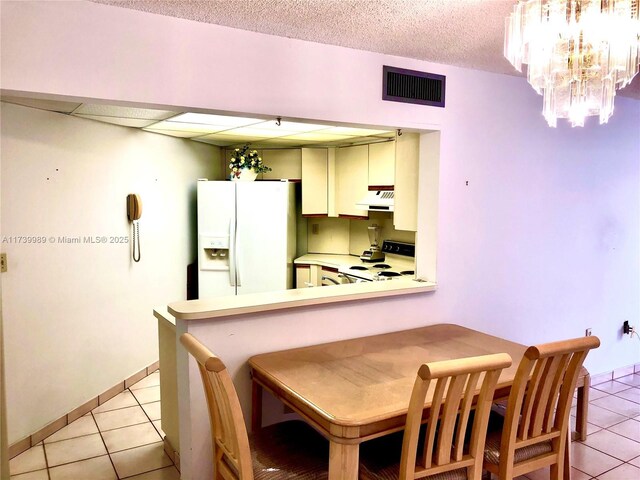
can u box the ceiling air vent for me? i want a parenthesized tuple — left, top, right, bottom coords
(382, 65, 446, 108)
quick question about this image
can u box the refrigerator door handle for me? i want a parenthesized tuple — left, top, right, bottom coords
(228, 219, 236, 287)
(235, 229, 242, 287)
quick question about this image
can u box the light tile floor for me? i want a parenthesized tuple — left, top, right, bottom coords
(10, 371, 640, 479)
(9, 370, 180, 480)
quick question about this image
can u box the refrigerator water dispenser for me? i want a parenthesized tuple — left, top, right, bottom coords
(200, 235, 230, 270)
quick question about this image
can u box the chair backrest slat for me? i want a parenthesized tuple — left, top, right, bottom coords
(435, 373, 467, 465)
(181, 333, 254, 480)
(401, 353, 512, 480)
(453, 371, 480, 462)
(499, 336, 600, 476)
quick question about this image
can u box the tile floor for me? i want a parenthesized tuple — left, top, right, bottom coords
(9, 371, 640, 479)
(9, 370, 179, 480)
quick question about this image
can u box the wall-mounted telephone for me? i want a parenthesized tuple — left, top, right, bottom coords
(127, 194, 142, 262)
(127, 194, 142, 221)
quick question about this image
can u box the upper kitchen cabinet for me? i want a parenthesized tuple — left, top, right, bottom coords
(261, 149, 302, 181)
(335, 145, 369, 219)
(368, 141, 395, 188)
(394, 133, 419, 231)
(301, 148, 328, 216)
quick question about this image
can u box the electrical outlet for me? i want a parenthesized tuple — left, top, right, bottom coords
(585, 328, 592, 337)
(312, 224, 319, 235)
(623, 320, 630, 335)
(0, 253, 6, 273)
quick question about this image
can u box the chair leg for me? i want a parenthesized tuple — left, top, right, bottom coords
(575, 375, 589, 441)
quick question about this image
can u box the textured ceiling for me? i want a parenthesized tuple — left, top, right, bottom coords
(90, 0, 640, 99)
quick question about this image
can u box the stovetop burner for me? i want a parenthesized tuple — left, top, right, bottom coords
(401, 270, 415, 276)
(350, 265, 368, 271)
(377, 271, 402, 277)
(373, 264, 391, 269)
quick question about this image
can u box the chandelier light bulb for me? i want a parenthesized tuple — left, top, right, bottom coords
(504, 0, 640, 127)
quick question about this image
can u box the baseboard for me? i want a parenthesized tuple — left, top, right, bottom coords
(163, 436, 180, 472)
(591, 362, 640, 386)
(8, 360, 159, 459)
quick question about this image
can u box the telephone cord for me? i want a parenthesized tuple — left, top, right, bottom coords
(133, 220, 141, 262)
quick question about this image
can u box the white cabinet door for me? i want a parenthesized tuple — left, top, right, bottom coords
(394, 133, 419, 231)
(262, 149, 302, 180)
(295, 265, 312, 288)
(301, 148, 328, 215)
(335, 145, 369, 218)
(368, 141, 395, 187)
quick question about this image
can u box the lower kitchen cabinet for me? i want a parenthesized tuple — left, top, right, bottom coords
(295, 265, 313, 288)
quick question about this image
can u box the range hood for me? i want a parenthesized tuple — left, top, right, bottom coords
(356, 190, 394, 212)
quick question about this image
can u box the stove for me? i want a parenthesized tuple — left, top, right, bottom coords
(339, 241, 415, 282)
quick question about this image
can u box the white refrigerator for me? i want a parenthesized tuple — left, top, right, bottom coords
(197, 180, 296, 299)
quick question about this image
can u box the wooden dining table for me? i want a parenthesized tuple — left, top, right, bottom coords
(248, 323, 529, 479)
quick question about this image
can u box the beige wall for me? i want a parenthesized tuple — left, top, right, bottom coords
(0, 103, 220, 443)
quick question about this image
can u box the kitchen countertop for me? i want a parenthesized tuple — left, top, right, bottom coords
(167, 277, 435, 321)
(294, 253, 365, 268)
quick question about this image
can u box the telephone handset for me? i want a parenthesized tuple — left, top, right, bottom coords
(127, 194, 142, 221)
(127, 194, 142, 262)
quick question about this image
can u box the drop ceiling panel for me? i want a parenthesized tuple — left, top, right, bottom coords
(143, 128, 201, 138)
(1, 96, 81, 113)
(322, 126, 392, 136)
(169, 112, 264, 127)
(146, 120, 229, 134)
(196, 133, 272, 143)
(192, 137, 237, 147)
(216, 127, 298, 138)
(74, 104, 177, 120)
(279, 132, 357, 141)
(252, 120, 331, 132)
(74, 114, 158, 128)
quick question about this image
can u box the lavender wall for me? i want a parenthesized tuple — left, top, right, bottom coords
(1, 0, 639, 453)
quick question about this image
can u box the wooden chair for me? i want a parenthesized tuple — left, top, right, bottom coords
(482, 336, 600, 480)
(180, 333, 329, 480)
(359, 353, 513, 480)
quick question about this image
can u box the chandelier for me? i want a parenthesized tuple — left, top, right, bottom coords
(504, 0, 640, 127)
